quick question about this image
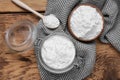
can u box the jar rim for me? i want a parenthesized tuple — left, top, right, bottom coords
(5, 19, 37, 52)
(37, 32, 76, 74)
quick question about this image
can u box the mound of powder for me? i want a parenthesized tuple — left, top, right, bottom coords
(69, 5, 104, 41)
(43, 14, 60, 29)
(41, 35, 75, 69)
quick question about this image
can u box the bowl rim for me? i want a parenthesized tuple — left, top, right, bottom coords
(68, 3, 104, 42)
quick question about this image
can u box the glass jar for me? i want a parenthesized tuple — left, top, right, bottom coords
(5, 19, 37, 52)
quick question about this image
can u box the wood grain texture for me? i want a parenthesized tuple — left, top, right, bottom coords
(0, 13, 120, 80)
(0, 13, 41, 80)
(0, 0, 47, 13)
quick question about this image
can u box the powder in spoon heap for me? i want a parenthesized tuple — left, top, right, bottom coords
(69, 5, 104, 41)
(43, 14, 60, 29)
(41, 35, 75, 69)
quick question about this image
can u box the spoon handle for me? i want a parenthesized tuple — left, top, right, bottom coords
(12, 0, 44, 19)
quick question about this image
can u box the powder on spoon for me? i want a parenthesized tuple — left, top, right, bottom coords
(43, 14, 60, 29)
(69, 4, 104, 41)
(41, 35, 75, 69)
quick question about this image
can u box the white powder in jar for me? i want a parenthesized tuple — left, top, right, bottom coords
(41, 35, 75, 69)
(43, 14, 60, 29)
(70, 5, 104, 41)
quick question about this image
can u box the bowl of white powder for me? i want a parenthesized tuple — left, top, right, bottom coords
(38, 32, 76, 74)
(68, 3, 104, 42)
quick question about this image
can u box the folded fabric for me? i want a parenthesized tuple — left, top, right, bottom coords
(34, 0, 105, 80)
(99, 0, 120, 52)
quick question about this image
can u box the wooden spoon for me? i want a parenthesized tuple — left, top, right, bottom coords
(12, 0, 60, 29)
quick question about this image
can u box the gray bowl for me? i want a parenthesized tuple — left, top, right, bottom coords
(37, 32, 77, 74)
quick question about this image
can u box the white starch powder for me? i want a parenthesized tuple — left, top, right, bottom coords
(41, 35, 75, 69)
(43, 14, 60, 29)
(70, 5, 103, 41)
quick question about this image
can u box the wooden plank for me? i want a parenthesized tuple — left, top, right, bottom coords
(0, 13, 120, 80)
(0, 13, 41, 80)
(0, 0, 47, 13)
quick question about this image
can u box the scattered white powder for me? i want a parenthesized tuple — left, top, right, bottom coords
(43, 14, 60, 29)
(70, 5, 103, 40)
(41, 35, 75, 69)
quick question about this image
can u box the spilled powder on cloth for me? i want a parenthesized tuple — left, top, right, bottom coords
(70, 5, 103, 40)
(41, 35, 75, 69)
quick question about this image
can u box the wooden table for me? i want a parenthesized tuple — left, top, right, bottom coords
(0, 0, 120, 80)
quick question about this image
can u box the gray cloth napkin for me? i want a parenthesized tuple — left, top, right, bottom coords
(99, 0, 120, 52)
(34, 0, 105, 80)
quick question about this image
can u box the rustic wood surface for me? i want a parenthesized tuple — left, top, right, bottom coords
(0, 1, 120, 80)
(0, 0, 46, 12)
